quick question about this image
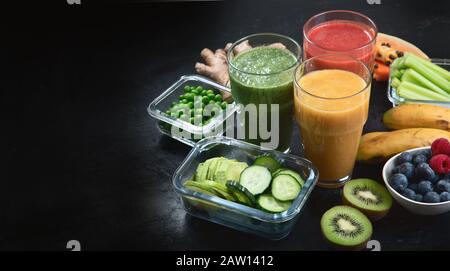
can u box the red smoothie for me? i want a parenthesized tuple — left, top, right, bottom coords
(304, 20, 376, 70)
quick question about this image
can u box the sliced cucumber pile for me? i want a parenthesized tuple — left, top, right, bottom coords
(184, 155, 305, 213)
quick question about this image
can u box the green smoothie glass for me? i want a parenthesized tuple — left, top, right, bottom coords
(227, 33, 301, 152)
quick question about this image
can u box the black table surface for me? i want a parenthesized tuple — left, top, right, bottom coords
(3, 0, 450, 250)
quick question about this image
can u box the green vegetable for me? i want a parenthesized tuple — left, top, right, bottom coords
(390, 53, 450, 102)
(214, 94, 222, 102)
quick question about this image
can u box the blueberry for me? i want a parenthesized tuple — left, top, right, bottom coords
(440, 192, 450, 202)
(408, 183, 419, 192)
(415, 163, 436, 181)
(420, 149, 432, 159)
(415, 194, 424, 202)
(390, 173, 408, 193)
(430, 174, 440, 184)
(413, 154, 428, 166)
(424, 192, 440, 203)
(402, 188, 416, 200)
(396, 152, 413, 165)
(436, 179, 450, 192)
(418, 180, 433, 195)
(395, 162, 415, 179)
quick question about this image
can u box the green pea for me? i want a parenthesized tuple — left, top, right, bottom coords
(215, 94, 222, 102)
(209, 100, 215, 105)
(221, 101, 228, 109)
(183, 85, 191, 93)
(191, 89, 198, 95)
(201, 102, 206, 108)
(207, 89, 214, 95)
(202, 96, 209, 104)
(215, 101, 222, 107)
(181, 99, 188, 104)
(187, 102, 194, 109)
(201, 90, 208, 96)
(170, 112, 178, 118)
(207, 93, 215, 100)
(196, 86, 203, 91)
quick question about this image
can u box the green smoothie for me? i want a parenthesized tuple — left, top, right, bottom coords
(229, 46, 298, 151)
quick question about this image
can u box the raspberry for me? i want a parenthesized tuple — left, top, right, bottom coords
(429, 154, 450, 174)
(431, 138, 450, 156)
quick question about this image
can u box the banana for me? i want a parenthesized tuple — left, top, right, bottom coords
(383, 104, 450, 131)
(357, 128, 450, 163)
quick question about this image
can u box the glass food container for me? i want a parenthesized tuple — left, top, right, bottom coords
(172, 137, 318, 240)
(388, 59, 450, 108)
(148, 75, 237, 146)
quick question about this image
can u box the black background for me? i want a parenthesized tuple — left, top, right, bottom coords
(3, 0, 450, 250)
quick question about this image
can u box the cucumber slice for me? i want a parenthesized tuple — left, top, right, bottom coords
(273, 169, 304, 187)
(203, 180, 236, 201)
(271, 174, 301, 201)
(253, 155, 282, 173)
(257, 194, 292, 213)
(226, 181, 256, 207)
(239, 165, 272, 195)
(185, 180, 217, 196)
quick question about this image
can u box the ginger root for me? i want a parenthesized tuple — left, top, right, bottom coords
(195, 41, 286, 87)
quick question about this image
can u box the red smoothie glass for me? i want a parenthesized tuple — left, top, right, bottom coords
(303, 10, 377, 71)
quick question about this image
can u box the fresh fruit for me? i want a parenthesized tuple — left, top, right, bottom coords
(429, 154, 450, 174)
(383, 104, 450, 131)
(239, 165, 272, 195)
(389, 173, 408, 193)
(431, 138, 450, 156)
(395, 162, 415, 179)
(402, 188, 416, 200)
(342, 178, 393, 221)
(376, 33, 429, 64)
(373, 33, 429, 82)
(373, 61, 390, 82)
(440, 192, 450, 202)
(415, 194, 424, 202)
(257, 194, 292, 213)
(436, 180, 450, 192)
(320, 206, 372, 251)
(271, 174, 301, 201)
(424, 191, 440, 203)
(412, 154, 428, 166)
(418, 180, 433, 195)
(357, 128, 450, 163)
(408, 183, 418, 192)
(396, 152, 413, 165)
(253, 155, 282, 173)
(415, 162, 436, 181)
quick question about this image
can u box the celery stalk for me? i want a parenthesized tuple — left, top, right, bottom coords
(397, 81, 450, 102)
(391, 77, 402, 89)
(397, 86, 433, 100)
(403, 55, 450, 93)
(401, 69, 450, 98)
(406, 53, 450, 81)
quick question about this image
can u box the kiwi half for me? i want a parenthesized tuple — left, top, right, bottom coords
(343, 178, 392, 221)
(320, 205, 372, 251)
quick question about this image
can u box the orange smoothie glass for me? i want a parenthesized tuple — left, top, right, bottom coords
(294, 54, 371, 188)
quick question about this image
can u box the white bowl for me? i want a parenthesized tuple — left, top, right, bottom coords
(382, 146, 450, 215)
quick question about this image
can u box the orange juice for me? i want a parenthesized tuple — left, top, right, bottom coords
(294, 69, 370, 188)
